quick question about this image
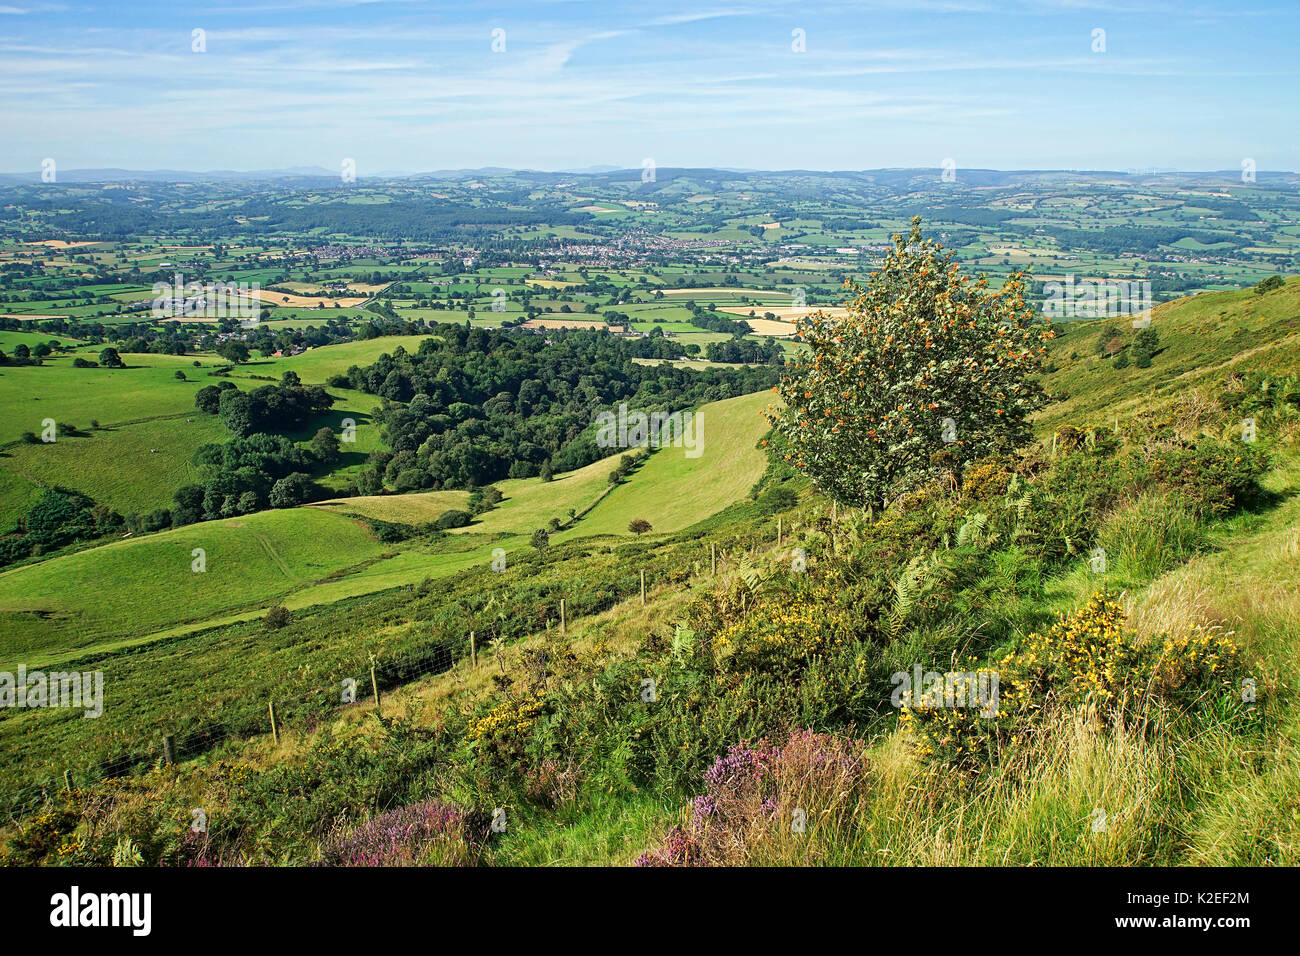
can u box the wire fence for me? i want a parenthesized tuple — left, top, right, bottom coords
(0, 536, 775, 824)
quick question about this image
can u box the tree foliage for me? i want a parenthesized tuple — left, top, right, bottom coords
(768, 218, 1052, 508)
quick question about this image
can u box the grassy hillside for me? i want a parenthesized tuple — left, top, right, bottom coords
(3, 282, 1297, 868)
(571, 388, 772, 537)
(0, 351, 212, 444)
(223, 334, 439, 385)
(1036, 276, 1300, 433)
(0, 335, 425, 526)
(314, 389, 774, 549)
(2, 415, 228, 524)
(0, 507, 386, 667)
(0, 389, 775, 673)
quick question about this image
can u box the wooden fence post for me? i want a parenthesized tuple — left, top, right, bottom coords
(640, 569, 646, 606)
(163, 734, 176, 765)
(470, 631, 477, 668)
(370, 666, 382, 716)
(63, 770, 72, 792)
(560, 599, 566, 634)
(267, 702, 279, 745)
(711, 543, 717, 576)
(777, 516, 782, 545)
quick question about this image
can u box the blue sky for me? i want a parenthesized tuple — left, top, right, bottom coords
(1, 0, 1296, 174)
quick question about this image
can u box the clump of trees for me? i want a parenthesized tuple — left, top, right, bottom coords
(340, 323, 774, 491)
(1254, 274, 1285, 295)
(705, 336, 784, 364)
(194, 372, 335, 438)
(0, 488, 122, 569)
(768, 218, 1052, 508)
(172, 432, 325, 524)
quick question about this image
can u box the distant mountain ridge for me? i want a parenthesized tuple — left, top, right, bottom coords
(1, 166, 1296, 186)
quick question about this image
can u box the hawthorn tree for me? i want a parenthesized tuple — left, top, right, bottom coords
(768, 218, 1053, 508)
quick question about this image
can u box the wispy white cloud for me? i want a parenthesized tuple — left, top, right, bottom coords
(0, 0, 1294, 171)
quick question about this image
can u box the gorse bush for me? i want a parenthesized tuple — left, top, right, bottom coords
(901, 590, 1248, 780)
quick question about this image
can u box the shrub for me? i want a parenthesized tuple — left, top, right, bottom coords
(263, 605, 293, 630)
(1149, 439, 1267, 517)
(636, 730, 871, 866)
(1253, 274, 1284, 295)
(902, 590, 1247, 777)
(468, 694, 545, 768)
(757, 483, 798, 513)
(434, 509, 471, 530)
(959, 457, 1014, 500)
(712, 584, 855, 674)
(319, 799, 480, 866)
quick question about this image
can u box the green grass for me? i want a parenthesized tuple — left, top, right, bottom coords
(570, 389, 772, 538)
(0, 463, 41, 531)
(2, 415, 228, 518)
(1037, 277, 1300, 434)
(0, 353, 216, 444)
(0, 351, 239, 521)
(0, 507, 386, 667)
(312, 489, 472, 524)
(226, 335, 439, 385)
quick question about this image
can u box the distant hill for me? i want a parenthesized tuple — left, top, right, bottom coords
(2, 166, 1296, 186)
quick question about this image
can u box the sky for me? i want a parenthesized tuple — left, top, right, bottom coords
(0, 0, 1297, 175)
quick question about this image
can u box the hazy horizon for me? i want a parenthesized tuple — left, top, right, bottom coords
(2, 163, 1296, 179)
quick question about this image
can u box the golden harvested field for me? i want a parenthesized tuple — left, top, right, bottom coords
(733, 318, 797, 336)
(254, 289, 368, 308)
(521, 318, 607, 330)
(310, 489, 471, 524)
(526, 279, 581, 289)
